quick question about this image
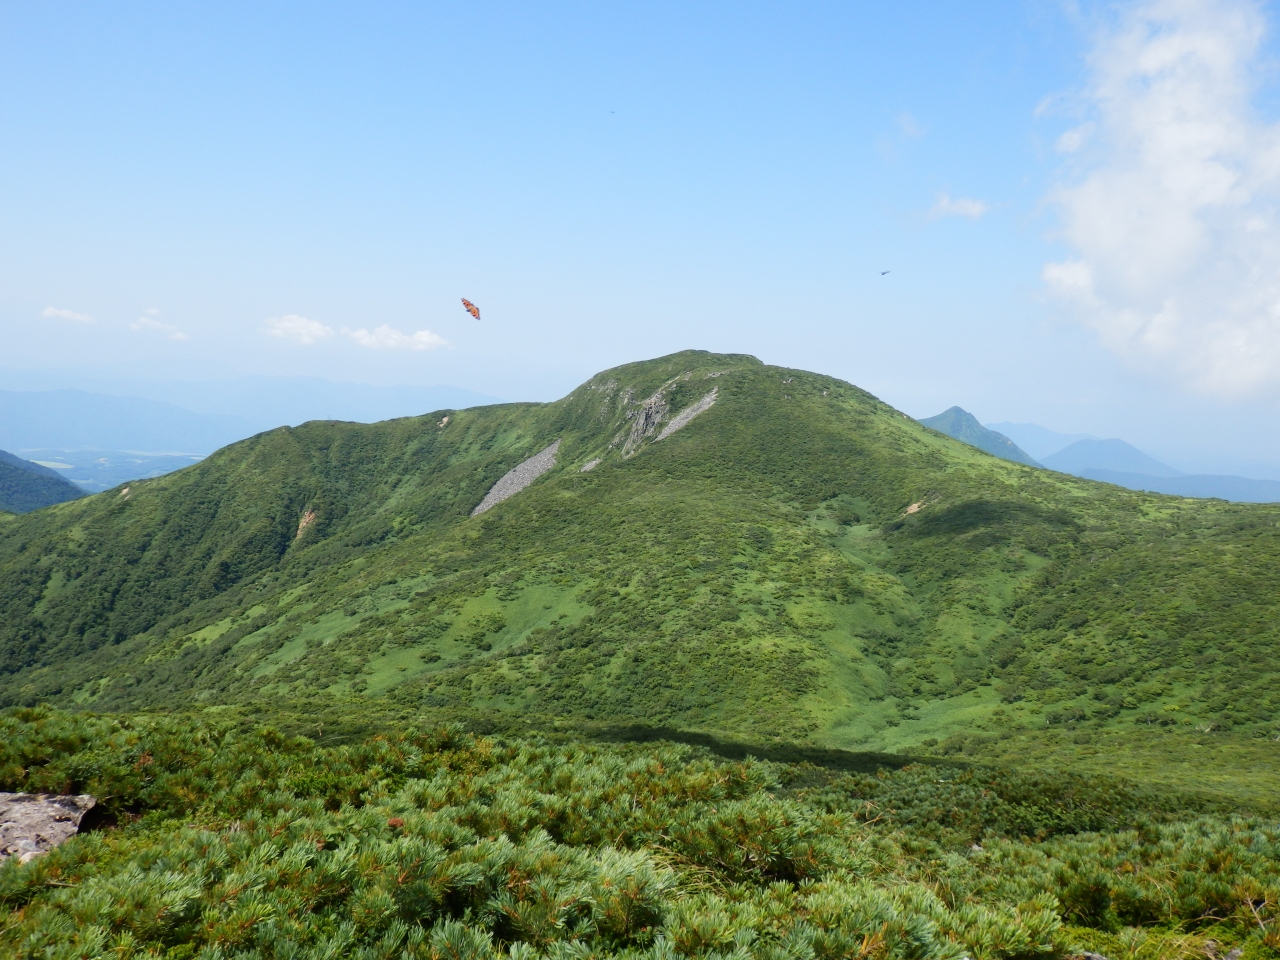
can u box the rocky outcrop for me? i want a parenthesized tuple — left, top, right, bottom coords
(655, 389, 717, 442)
(622, 393, 670, 457)
(471, 440, 562, 516)
(580, 458, 602, 472)
(1, 793, 97, 863)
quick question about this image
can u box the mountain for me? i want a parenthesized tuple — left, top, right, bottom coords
(1082, 468, 1280, 503)
(0, 389, 252, 453)
(990, 425, 1278, 503)
(142, 376, 503, 432)
(918, 406, 1039, 465)
(0, 449, 85, 514)
(984, 421, 1097, 461)
(1, 350, 1279, 802)
(0, 371, 503, 440)
(1040, 438, 1182, 477)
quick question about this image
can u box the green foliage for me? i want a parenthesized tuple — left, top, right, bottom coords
(3, 708, 1277, 959)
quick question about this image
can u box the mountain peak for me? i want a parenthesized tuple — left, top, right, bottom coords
(918, 406, 1039, 466)
(1041, 438, 1180, 478)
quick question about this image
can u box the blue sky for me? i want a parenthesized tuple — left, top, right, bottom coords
(5, 1, 1280, 474)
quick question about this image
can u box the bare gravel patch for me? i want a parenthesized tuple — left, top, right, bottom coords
(471, 440, 562, 516)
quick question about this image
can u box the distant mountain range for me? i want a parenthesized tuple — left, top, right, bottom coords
(0, 450, 84, 514)
(922, 409, 1280, 503)
(918, 407, 1037, 465)
(1079, 469, 1280, 502)
(0, 390, 251, 454)
(1040, 438, 1182, 478)
(0, 373, 502, 451)
(985, 422, 1098, 461)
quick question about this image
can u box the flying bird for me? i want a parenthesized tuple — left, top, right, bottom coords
(880, 270, 891, 276)
(461, 298, 480, 320)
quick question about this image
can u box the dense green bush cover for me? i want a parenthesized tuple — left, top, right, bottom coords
(1, 709, 1276, 959)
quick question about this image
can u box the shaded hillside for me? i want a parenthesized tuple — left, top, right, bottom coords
(0, 450, 84, 514)
(1, 351, 1279, 800)
(918, 406, 1038, 465)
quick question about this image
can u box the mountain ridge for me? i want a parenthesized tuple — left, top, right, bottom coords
(1, 350, 1279, 801)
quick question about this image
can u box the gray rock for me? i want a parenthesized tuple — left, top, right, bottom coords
(622, 392, 670, 456)
(0, 792, 97, 863)
(655, 389, 717, 442)
(471, 440, 562, 516)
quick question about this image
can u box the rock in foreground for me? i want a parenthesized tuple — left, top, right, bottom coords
(0, 792, 96, 863)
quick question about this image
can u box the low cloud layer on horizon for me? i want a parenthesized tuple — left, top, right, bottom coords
(1044, 0, 1280, 397)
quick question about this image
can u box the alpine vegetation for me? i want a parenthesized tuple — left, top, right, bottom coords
(1, 708, 1277, 959)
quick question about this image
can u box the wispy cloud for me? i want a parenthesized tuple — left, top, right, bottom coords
(896, 113, 924, 139)
(131, 311, 189, 341)
(342, 325, 447, 351)
(265, 314, 334, 345)
(42, 306, 94, 323)
(1043, 0, 1280, 396)
(929, 193, 988, 220)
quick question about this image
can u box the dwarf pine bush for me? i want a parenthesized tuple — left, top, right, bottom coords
(0, 708, 1276, 959)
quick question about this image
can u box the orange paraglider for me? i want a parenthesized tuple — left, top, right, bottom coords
(461, 298, 480, 320)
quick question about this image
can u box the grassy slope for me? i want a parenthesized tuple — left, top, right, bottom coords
(0, 351, 1278, 802)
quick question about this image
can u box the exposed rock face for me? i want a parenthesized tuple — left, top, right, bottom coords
(655, 389, 717, 442)
(0, 793, 97, 863)
(580, 458, 602, 472)
(622, 393, 670, 456)
(471, 440, 562, 516)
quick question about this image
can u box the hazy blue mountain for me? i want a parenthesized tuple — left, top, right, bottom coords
(984, 421, 1098, 461)
(1082, 469, 1280, 503)
(155, 377, 503, 431)
(1041, 438, 1182, 478)
(0, 390, 253, 454)
(0, 449, 84, 513)
(0, 371, 502, 439)
(919, 406, 1039, 465)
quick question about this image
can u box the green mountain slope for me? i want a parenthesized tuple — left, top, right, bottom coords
(918, 406, 1039, 465)
(2, 351, 1279, 801)
(0, 449, 84, 514)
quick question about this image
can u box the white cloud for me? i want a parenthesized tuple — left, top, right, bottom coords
(342, 324, 447, 351)
(130, 315, 189, 341)
(929, 193, 989, 220)
(265, 314, 334, 345)
(42, 306, 94, 323)
(1044, 0, 1280, 396)
(1055, 123, 1093, 153)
